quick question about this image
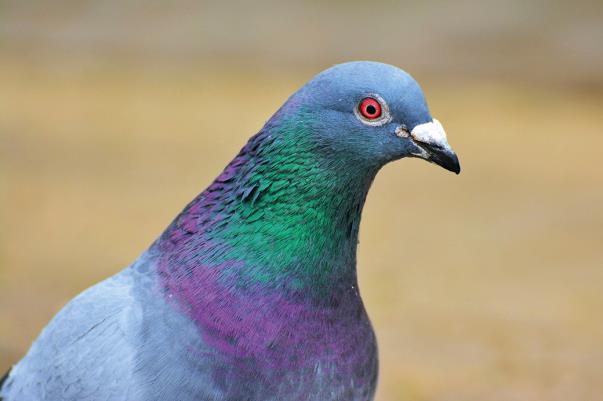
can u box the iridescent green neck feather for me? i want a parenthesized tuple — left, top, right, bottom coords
(157, 106, 380, 294)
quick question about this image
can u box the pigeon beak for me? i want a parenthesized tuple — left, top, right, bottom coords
(405, 119, 461, 174)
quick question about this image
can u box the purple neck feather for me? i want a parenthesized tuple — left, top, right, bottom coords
(148, 101, 378, 377)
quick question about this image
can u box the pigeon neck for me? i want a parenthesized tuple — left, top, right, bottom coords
(154, 114, 378, 295)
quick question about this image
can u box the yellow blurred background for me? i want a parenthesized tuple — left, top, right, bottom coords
(1, 1, 602, 400)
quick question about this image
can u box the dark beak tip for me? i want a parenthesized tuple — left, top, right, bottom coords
(444, 162, 461, 175)
(451, 159, 461, 175)
(412, 140, 461, 175)
(439, 152, 461, 175)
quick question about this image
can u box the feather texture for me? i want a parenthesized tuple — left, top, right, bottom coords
(1, 61, 458, 401)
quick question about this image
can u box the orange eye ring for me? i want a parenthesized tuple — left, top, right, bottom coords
(358, 97, 382, 119)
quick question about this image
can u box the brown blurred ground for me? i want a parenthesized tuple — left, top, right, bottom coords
(1, 2, 603, 401)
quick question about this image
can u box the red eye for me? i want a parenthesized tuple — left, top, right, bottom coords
(358, 97, 382, 120)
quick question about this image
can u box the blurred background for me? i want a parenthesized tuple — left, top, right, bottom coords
(1, 1, 602, 400)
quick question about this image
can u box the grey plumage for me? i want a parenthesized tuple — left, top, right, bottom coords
(1, 61, 459, 401)
(2, 255, 365, 400)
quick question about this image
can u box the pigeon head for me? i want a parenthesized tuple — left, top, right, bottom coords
(278, 61, 460, 174)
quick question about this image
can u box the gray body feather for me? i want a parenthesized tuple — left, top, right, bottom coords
(0, 61, 460, 401)
(0, 254, 376, 401)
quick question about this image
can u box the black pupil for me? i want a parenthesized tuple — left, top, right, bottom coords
(366, 104, 377, 116)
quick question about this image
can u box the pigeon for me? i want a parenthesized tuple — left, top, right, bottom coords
(0, 61, 460, 401)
